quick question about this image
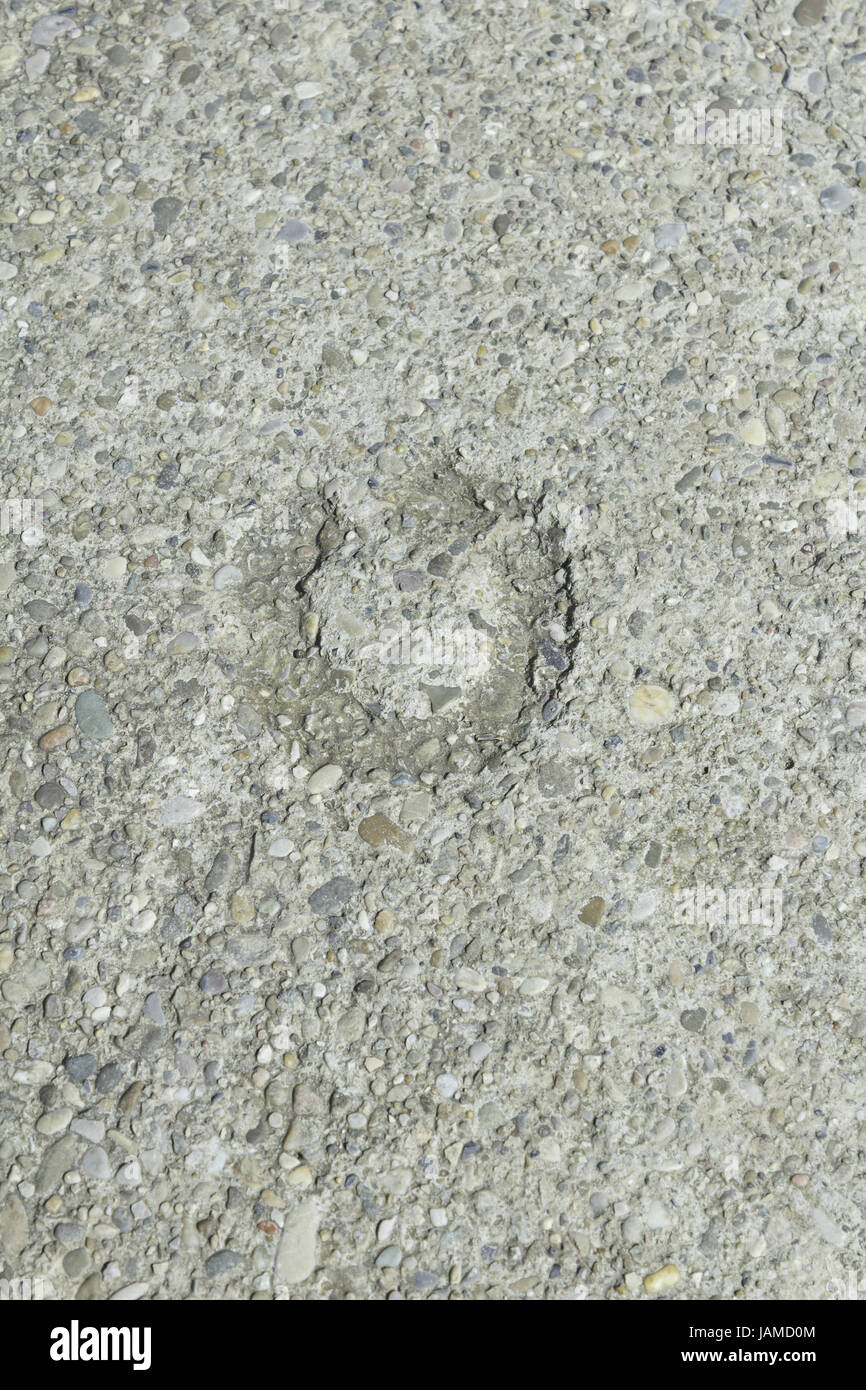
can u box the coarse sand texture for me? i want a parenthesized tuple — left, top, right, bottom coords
(0, 0, 864, 1302)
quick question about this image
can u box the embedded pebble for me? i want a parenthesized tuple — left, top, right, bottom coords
(628, 684, 676, 728)
(277, 220, 311, 243)
(644, 1264, 681, 1294)
(160, 796, 205, 826)
(306, 763, 343, 794)
(205, 1250, 244, 1278)
(74, 690, 115, 741)
(307, 877, 357, 916)
(275, 1202, 320, 1286)
(819, 185, 854, 213)
(29, 14, 78, 45)
(653, 221, 687, 250)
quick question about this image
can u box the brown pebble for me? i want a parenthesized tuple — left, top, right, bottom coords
(579, 896, 605, 926)
(358, 813, 414, 852)
(28, 396, 52, 416)
(119, 1080, 142, 1114)
(38, 725, 74, 751)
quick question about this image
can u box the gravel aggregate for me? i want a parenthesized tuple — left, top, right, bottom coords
(0, 0, 864, 1304)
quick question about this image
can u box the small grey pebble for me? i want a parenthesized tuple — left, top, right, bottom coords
(819, 184, 853, 212)
(74, 689, 115, 740)
(199, 970, 227, 994)
(308, 876, 358, 916)
(64, 1054, 97, 1082)
(205, 1250, 244, 1278)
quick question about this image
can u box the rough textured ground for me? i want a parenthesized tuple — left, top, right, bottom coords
(0, 0, 864, 1302)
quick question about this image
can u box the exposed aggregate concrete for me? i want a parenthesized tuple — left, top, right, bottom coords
(0, 0, 865, 1302)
